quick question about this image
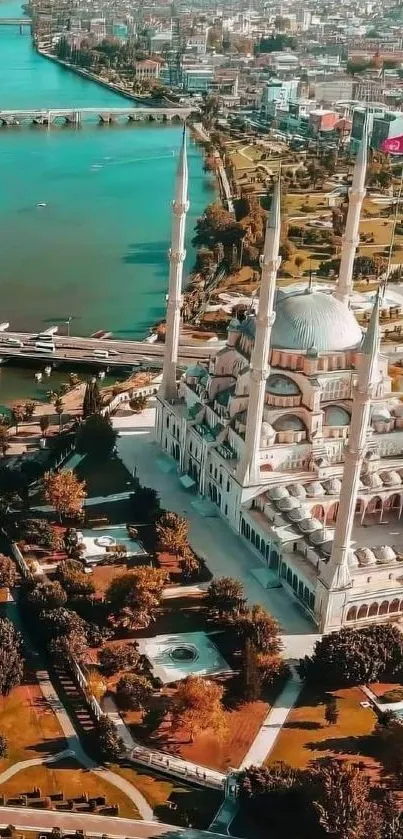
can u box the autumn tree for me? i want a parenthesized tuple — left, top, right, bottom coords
(11, 405, 24, 435)
(39, 415, 50, 438)
(75, 413, 117, 459)
(325, 697, 339, 726)
(42, 470, 87, 522)
(179, 549, 201, 582)
(156, 511, 189, 557)
(38, 607, 87, 646)
(27, 580, 67, 612)
(99, 643, 140, 676)
(0, 618, 24, 695)
(56, 559, 95, 599)
(299, 625, 403, 688)
(206, 576, 246, 622)
(237, 605, 282, 656)
(170, 676, 227, 743)
(105, 567, 167, 631)
(53, 396, 64, 431)
(0, 556, 17, 589)
(116, 673, 153, 712)
(92, 716, 123, 761)
(82, 378, 101, 419)
(313, 759, 383, 839)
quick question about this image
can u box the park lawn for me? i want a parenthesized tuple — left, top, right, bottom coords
(0, 679, 66, 768)
(0, 758, 139, 819)
(266, 686, 379, 777)
(75, 455, 136, 498)
(110, 764, 173, 809)
(149, 698, 269, 773)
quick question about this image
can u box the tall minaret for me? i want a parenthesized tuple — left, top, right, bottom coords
(237, 180, 281, 485)
(334, 119, 368, 307)
(316, 292, 381, 632)
(159, 125, 189, 402)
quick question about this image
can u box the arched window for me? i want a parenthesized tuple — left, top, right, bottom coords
(357, 604, 368, 620)
(347, 606, 357, 621)
(379, 600, 389, 615)
(390, 599, 400, 613)
(281, 563, 287, 579)
(287, 568, 293, 586)
(292, 574, 298, 592)
(260, 540, 266, 556)
(255, 535, 260, 551)
(368, 602, 379, 617)
(311, 505, 325, 521)
(298, 580, 304, 599)
(304, 586, 310, 604)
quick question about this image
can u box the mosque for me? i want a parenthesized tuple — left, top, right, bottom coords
(155, 125, 403, 633)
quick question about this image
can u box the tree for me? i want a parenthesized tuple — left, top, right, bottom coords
(313, 759, 383, 839)
(241, 640, 262, 701)
(56, 560, 95, 598)
(54, 396, 64, 431)
(299, 625, 403, 688)
(82, 378, 101, 418)
(0, 556, 17, 589)
(0, 618, 24, 695)
(156, 511, 189, 557)
(92, 715, 123, 761)
(23, 402, 36, 420)
(42, 470, 87, 522)
(294, 255, 304, 275)
(0, 426, 9, 458)
(130, 486, 160, 523)
(11, 405, 24, 435)
(49, 627, 87, 660)
(324, 697, 339, 726)
(129, 395, 148, 413)
(179, 549, 201, 582)
(38, 607, 87, 643)
(170, 676, 227, 743)
(27, 581, 67, 612)
(98, 643, 140, 676)
(116, 673, 152, 712)
(0, 734, 8, 758)
(240, 762, 301, 801)
(21, 518, 61, 550)
(75, 413, 117, 460)
(206, 576, 246, 622)
(63, 527, 81, 558)
(39, 415, 50, 438)
(105, 567, 167, 630)
(238, 605, 282, 656)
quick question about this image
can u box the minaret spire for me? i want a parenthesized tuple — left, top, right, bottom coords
(334, 118, 368, 307)
(317, 292, 381, 631)
(237, 180, 281, 485)
(159, 124, 189, 402)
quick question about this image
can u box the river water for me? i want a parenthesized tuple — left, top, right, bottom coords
(0, 0, 214, 401)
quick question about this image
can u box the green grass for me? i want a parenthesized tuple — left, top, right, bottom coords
(75, 455, 136, 498)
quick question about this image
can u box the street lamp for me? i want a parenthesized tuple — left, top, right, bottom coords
(65, 316, 72, 337)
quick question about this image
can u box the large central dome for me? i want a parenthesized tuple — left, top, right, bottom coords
(271, 290, 362, 352)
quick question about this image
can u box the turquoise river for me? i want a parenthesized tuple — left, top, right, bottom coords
(0, 0, 215, 401)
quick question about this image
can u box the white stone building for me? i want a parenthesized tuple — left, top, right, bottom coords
(156, 124, 403, 633)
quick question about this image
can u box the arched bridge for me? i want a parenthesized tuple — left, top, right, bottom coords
(0, 106, 193, 126)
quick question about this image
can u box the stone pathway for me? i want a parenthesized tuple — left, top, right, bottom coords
(0, 749, 75, 784)
(240, 668, 302, 768)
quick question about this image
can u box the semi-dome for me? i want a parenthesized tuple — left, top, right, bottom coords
(305, 481, 325, 497)
(372, 406, 391, 422)
(323, 478, 342, 495)
(260, 421, 275, 442)
(271, 289, 362, 352)
(276, 496, 301, 512)
(374, 545, 396, 563)
(272, 414, 306, 432)
(324, 406, 351, 427)
(361, 473, 383, 488)
(380, 470, 401, 486)
(268, 486, 289, 501)
(266, 374, 301, 396)
(355, 547, 376, 566)
(287, 483, 307, 498)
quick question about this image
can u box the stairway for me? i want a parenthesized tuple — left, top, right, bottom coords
(51, 658, 94, 737)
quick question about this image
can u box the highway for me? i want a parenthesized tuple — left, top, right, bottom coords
(0, 807, 228, 838)
(0, 332, 223, 368)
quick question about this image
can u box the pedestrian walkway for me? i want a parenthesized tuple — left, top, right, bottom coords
(240, 668, 302, 768)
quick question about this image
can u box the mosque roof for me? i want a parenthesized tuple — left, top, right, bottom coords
(324, 405, 351, 427)
(272, 414, 305, 432)
(271, 289, 362, 353)
(266, 374, 301, 395)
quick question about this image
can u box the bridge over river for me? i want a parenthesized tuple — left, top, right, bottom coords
(0, 106, 192, 126)
(0, 332, 223, 369)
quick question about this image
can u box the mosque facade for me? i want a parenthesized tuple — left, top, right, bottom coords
(155, 125, 403, 633)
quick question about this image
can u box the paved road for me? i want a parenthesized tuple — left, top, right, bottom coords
(0, 808, 228, 838)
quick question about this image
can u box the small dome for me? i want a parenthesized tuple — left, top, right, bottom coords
(324, 406, 351, 427)
(268, 486, 289, 501)
(309, 528, 329, 545)
(374, 545, 396, 563)
(271, 289, 362, 352)
(266, 374, 301, 396)
(287, 483, 307, 499)
(321, 540, 333, 556)
(393, 402, 403, 417)
(372, 406, 391, 422)
(323, 478, 342, 495)
(380, 470, 401, 486)
(355, 547, 376, 566)
(272, 414, 306, 432)
(276, 496, 301, 512)
(298, 517, 322, 533)
(227, 317, 241, 331)
(288, 505, 310, 522)
(361, 473, 383, 488)
(306, 481, 325, 497)
(349, 551, 360, 569)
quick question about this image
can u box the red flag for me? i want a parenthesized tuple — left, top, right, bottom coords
(382, 134, 403, 154)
